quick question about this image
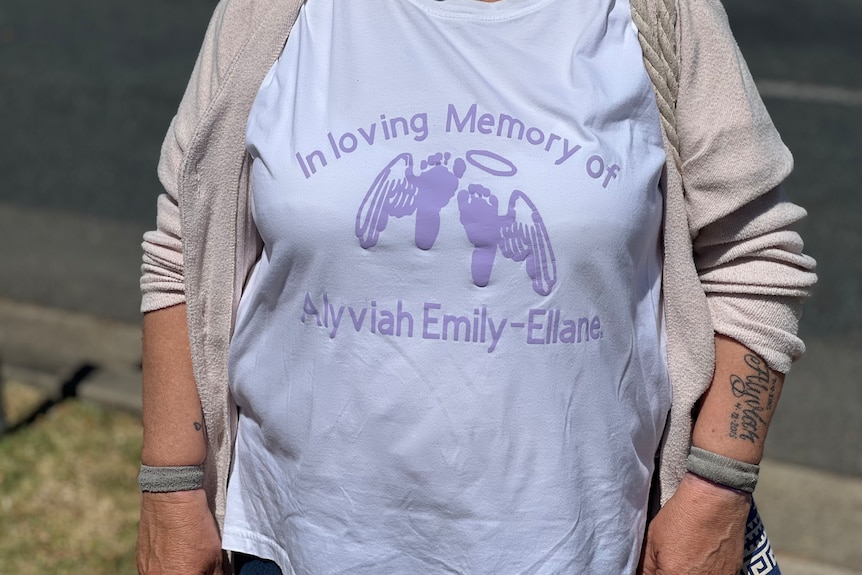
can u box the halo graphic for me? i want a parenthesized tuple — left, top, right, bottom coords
(465, 150, 517, 177)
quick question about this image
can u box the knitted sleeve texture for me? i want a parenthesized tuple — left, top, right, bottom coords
(676, 0, 817, 373)
(140, 0, 273, 313)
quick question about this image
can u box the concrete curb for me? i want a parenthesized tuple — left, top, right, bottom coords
(3, 364, 142, 415)
(778, 555, 862, 575)
(758, 459, 862, 573)
(0, 296, 142, 414)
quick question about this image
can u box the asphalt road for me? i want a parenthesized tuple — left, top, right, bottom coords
(0, 0, 859, 476)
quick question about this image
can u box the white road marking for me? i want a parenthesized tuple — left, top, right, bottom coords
(757, 80, 862, 107)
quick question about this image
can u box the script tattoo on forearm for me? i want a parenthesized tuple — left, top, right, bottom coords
(728, 354, 777, 444)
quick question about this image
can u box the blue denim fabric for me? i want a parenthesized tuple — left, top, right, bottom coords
(234, 553, 283, 575)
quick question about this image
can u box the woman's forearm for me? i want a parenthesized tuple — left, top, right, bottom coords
(691, 335, 785, 465)
(141, 304, 207, 467)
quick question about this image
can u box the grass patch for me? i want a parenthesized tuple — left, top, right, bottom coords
(0, 380, 141, 574)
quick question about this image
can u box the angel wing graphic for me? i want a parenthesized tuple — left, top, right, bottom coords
(457, 185, 557, 296)
(355, 152, 466, 250)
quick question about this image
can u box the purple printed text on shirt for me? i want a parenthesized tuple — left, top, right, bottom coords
(301, 292, 603, 353)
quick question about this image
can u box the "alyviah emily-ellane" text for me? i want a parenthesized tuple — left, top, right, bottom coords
(301, 292, 603, 353)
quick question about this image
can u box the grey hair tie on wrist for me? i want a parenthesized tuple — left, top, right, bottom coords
(686, 447, 759, 493)
(138, 464, 205, 493)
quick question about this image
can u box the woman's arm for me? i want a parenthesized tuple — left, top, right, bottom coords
(136, 304, 221, 575)
(692, 335, 783, 467)
(640, 335, 781, 574)
(140, 304, 207, 467)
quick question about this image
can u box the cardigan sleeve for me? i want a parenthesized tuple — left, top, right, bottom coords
(140, 0, 277, 313)
(675, 0, 817, 373)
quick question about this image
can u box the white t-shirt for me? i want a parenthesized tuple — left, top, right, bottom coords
(224, 0, 670, 573)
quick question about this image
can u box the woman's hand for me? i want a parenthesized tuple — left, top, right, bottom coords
(638, 473, 750, 575)
(137, 488, 222, 575)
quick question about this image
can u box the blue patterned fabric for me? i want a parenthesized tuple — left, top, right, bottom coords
(741, 501, 781, 575)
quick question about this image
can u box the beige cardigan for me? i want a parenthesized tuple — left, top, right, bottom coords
(141, 0, 817, 530)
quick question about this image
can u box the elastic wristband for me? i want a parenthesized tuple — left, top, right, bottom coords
(138, 464, 204, 493)
(686, 446, 759, 493)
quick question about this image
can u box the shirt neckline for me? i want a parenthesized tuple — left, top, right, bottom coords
(404, 0, 555, 22)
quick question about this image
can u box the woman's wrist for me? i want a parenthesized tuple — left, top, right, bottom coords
(140, 430, 207, 468)
(682, 471, 751, 501)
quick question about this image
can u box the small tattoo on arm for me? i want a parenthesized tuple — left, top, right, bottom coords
(194, 422, 203, 432)
(728, 354, 776, 444)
